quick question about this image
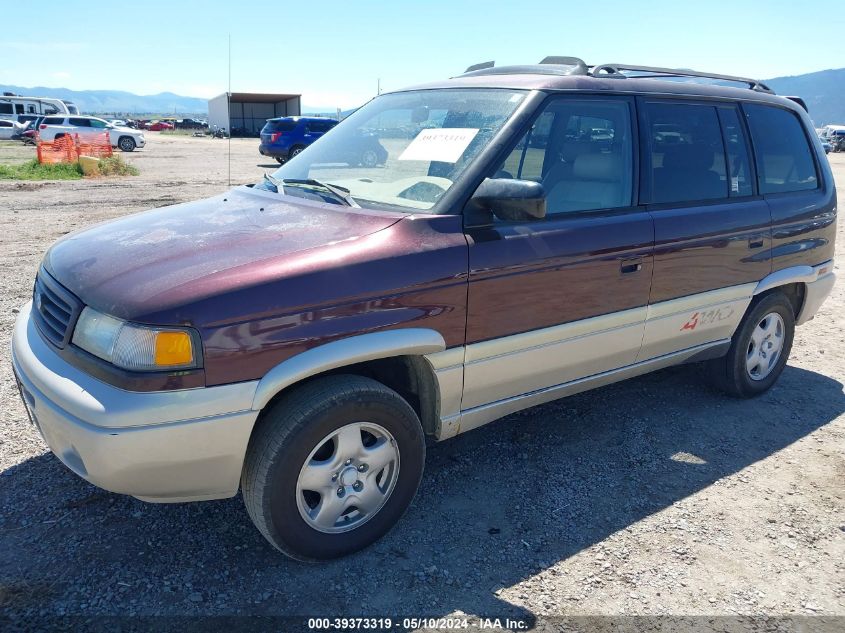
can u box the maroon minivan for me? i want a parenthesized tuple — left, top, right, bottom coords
(12, 58, 836, 560)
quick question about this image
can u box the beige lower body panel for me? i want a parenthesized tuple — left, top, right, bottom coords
(429, 284, 761, 440)
(453, 340, 726, 436)
(461, 306, 647, 410)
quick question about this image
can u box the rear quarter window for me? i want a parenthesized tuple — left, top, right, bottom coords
(264, 119, 297, 133)
(743, 104, 818, 194)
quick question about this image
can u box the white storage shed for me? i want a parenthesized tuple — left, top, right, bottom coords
(207, 92, 302, 135)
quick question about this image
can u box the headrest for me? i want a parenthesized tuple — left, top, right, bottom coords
(559, 140, 592, 162)
(572, 153, 622, 181)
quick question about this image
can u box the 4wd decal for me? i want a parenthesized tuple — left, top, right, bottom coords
(680, 306, 735, 331)
(681, 313, 699, 331)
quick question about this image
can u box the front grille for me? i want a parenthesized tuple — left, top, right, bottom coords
(32, 270, 82, 348)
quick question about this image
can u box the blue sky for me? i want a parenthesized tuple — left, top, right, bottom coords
(2, 0, 843, 109)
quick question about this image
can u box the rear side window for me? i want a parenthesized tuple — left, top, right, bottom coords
(743, 104, 818, 194)
(645, 102, 727, 204)
(0, 103, 12, 115)
(69, 117, 91, 127)
(264, 119, 297, 133)
(43, 117, 64, 125)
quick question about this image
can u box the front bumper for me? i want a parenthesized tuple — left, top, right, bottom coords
(11, 302, 259, 502)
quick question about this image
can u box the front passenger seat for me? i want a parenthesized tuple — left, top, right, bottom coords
(546, 153, 625, 213)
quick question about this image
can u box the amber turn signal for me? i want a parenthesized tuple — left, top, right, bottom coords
(154, 331, 194, 366)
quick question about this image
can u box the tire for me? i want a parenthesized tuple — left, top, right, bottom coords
(118, 136, 136, 152)
(289, 145, 305, 160)
(241, 375, 426, 561)
(705, 292, 795, 398)
(360, 149, 379, 168)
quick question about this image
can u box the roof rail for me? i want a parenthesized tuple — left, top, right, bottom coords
(464, 61, 495, 73)
(591, 63, 774, 93)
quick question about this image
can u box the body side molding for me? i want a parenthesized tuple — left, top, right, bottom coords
(251, 328, 446, 410)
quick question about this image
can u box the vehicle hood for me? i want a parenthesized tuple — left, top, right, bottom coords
(44, 186, 403, 322)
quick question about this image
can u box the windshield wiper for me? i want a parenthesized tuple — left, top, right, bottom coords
(280, 178, 360, 208)
(263, 172, 282, 192)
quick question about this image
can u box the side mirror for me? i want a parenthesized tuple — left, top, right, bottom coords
(468, 178, 546, 223)
(411, 106, 430, 124)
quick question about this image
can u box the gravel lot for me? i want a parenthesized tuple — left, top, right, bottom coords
(0, 135, 842, 628)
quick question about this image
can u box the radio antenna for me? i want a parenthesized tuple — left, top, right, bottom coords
(227, 33, 232, 187)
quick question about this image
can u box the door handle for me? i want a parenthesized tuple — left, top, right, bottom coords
(620, 259, 643, 275)
(749, 237, 764, 249)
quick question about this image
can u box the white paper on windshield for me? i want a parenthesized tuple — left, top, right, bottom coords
(398, 128, 479, 163)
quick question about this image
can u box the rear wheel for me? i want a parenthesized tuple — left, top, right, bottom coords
(289, 145, 305, 160)
(118, 136, 136, 152)
(705, 292, 795, 397)
(241, 375, 425, 561)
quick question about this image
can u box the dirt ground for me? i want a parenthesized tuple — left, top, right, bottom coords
(0, 134, 842, 628)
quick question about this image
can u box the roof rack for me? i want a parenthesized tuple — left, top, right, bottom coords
(464, 60, 495, 73)
(459, 58, 774, 94)
(539, 56, 588, 73)
(591, 63, 773, 93)
(462, 56, 589, 75)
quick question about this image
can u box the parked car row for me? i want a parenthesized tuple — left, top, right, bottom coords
(818, 124, 845, 153)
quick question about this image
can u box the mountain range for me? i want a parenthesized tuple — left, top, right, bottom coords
(3, 67, 844, 124)
(764, 68, 845, 126)
(0, 85, 209, 115)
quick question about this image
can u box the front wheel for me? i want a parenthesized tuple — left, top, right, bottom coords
(118, 136, 136, 152)
(705, 292, 795, 397)
(360, 149, 379, 168)
(241, 375, 425, 561)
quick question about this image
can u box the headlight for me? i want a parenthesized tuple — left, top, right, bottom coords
(71, 307, 198, 371)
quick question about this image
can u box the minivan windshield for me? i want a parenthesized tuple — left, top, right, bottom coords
(262, 89, 527, 212)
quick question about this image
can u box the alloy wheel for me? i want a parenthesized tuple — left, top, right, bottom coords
(295, 422, 400, 534)
(746, 312, 785, 381)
